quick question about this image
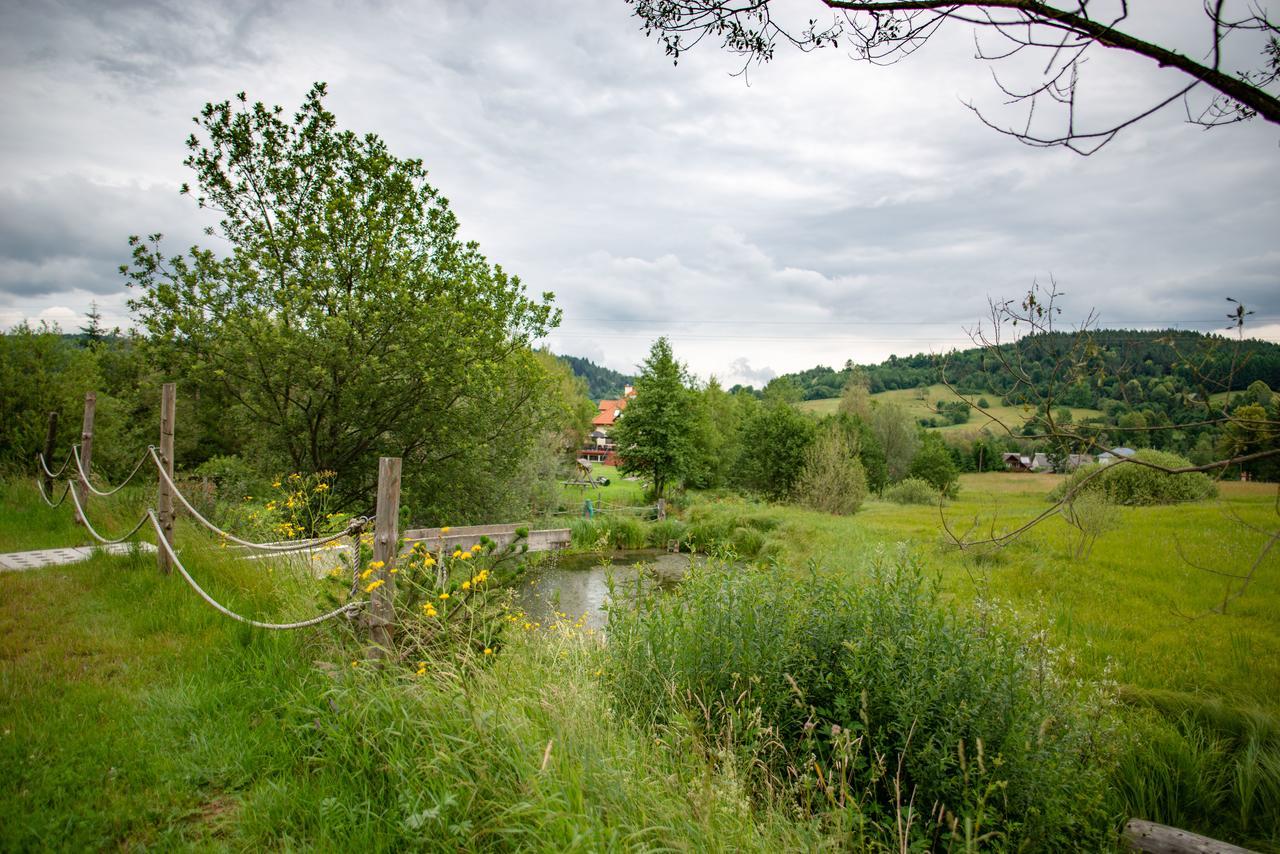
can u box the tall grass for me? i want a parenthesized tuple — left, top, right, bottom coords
(0, 530, 819, 850)
(603, 551, 1119, 850)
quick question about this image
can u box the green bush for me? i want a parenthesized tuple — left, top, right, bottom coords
(1049, 449, 1218, 506)
(907, 434, 960, 497)
(603, 554, 1117, 850)
(646, 518, 689, 550)
(604, 514, 647, 550)
(729, 525, 766, 558)
(883, 477, 942, 505)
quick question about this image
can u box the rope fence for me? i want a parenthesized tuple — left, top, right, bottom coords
(148, 447, 367, 552)
(38, 450, 72, 480)
(36, 478, 71, 509)
(32, 386, 376, 636)
(146, 511, 366, 630)
(73, 445, 150, 497)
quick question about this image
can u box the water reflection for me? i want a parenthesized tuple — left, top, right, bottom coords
(514, 550, 692, 632)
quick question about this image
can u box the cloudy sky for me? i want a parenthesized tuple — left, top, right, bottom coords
(2, 0, 1277, 386)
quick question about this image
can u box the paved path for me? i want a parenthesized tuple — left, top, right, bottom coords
(0, 542, 156, 572)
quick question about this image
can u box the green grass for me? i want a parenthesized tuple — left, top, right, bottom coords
(0, 479, 817, 850)
(728, 472, 1280, 714)
(557, 463, 649, 509)
(4, 473, 1278, 848)
(799, 383, 1102, 437)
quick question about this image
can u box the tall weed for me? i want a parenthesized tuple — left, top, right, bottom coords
(603, 551, 1118, 850)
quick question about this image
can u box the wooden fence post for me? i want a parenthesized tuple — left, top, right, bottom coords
(156, 383, 176, 575)
(41, 411, 59, 497)
(368, 457, 402, 658)
(75, 392, 96, 525)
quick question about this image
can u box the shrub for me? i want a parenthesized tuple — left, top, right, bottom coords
(907, 434, 960, 497)
(603, 554, 1117, 850)
(729, 525, 766, 558)
(794, 425, 867, 515)
(1049, 449, 1218, 506)
(883, 477, 941, 505)
(647, 518, 689, 550)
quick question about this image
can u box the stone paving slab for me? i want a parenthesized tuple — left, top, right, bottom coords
(0, 542, 156, 572)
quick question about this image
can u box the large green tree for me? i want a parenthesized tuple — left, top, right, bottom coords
(124, 84, 562, 519)
(612, 337, 697, 498)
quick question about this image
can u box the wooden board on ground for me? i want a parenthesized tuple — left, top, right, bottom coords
(403, 523, 570, 554)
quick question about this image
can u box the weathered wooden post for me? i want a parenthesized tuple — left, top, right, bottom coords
(657, 498, 667, 521)
(156, 383, 176, 575)
(75, 392, 96, 524)
(368, 456, 401, 658)
(41, 411, 59, 496)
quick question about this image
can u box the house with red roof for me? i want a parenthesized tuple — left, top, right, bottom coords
(581, 385, 635, 465)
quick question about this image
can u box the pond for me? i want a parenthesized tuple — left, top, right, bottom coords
(514, 549, 696, 632)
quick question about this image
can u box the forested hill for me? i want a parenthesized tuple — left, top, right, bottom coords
(561, 355, 634, 400)
(775, 330, 1280, 404)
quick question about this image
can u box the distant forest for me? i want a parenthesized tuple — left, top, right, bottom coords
(768, 330, 1280, 405)
(560, 355, 634, 400)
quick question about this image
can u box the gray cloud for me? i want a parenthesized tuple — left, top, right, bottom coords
(1, 0, 1276, 378)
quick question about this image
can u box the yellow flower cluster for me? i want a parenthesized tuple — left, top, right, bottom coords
(416, 660, 427, 676)
(422, 602, 438, 618)
(364, 578, 385, 593)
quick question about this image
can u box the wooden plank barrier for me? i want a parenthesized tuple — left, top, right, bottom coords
(403, 523, 570, 555)
(1122, 819, 1257, 854)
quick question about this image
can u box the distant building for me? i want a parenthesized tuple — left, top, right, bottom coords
(1098, 447, 1136, 465)
(1002, 453, 1033, 472)
(582, 385, 637, 466)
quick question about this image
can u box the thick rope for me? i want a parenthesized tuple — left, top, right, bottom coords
(36, 478, 71, 508)
(147, 446, 366, 552)
(66, 482, 149, 545)
(146, 511, 366, 630)
(38, 451, 72, 479)
(73, 445, 149, 497)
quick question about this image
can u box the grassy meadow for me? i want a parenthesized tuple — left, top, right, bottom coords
(799, 383, 1103, 437)
(2, 473, 1279, 849)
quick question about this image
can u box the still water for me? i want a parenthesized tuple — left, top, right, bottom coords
(514, 550, 694, 632)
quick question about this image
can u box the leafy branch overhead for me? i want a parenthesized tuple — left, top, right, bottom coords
(626, 0, 1280, 153)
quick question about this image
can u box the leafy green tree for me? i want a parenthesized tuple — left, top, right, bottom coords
(795, 423, 867, 515)
(869, 401, 919, 482)
(907, 432, 959, 498)
(736, 400, 816, 499)
(612, 337, 696, 499)
(123, 84, 560, 519)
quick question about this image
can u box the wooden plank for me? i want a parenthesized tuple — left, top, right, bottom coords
(1122, 819, 1257, 854)
(367, 457, 401, 659)
(75, 392, 96, 525)
(156, 383, 176, 575)
(403, 525, 570, 555)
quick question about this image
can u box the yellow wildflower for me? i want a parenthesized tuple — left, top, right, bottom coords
(389, 567, 398, 574)
(364, 579, 385, 593)
(351, 660, 359, 668)
(452, 549, 462, 558)
(460, 552, 472, 561)
(439, 592, 450, 600)
(423, 556, 436, 568)
(360, 568, 374, 580)
(369, 560, 385, 570)
(272, 480, 282, 488)
(483, 648, 493, 656)
(461, 580, 471, 591)
(441, 526, 451, 533)
(314, 482, 329, 492)
(471, 543, 482, 553)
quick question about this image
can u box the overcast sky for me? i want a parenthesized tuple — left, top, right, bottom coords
(2, 0, 1277, 386)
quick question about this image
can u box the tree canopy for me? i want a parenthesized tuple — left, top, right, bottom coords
(612, 337, 697, 498)
(123, 83, 569, 520)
